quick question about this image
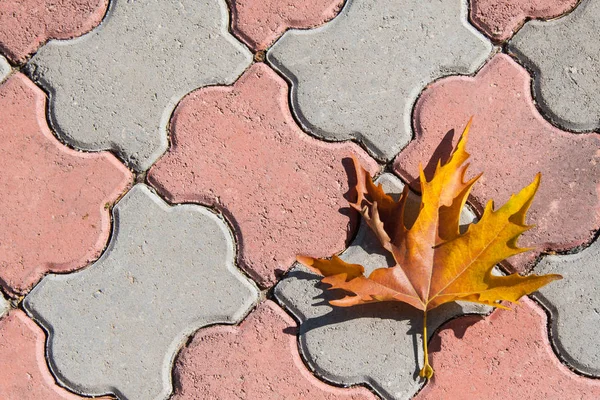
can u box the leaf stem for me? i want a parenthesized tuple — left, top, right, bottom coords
(419, 309, 434, 379)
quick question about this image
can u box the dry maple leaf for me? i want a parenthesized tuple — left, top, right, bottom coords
(297, 119, 562, 379)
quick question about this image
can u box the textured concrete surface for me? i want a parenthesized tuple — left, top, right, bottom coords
(267, 0, 492, 161)
(275, 173, 490, 400)
(470, 0, 578, 41)
(148, 63, 379, 288)
(23, 184, 259, 400)
(228, 0, 344, 51)
(416, 298, 600, 400)
(0, 293, 8, 319)
(0, 0, 108, 64)
(0, 73, 132, 295)
(535, 238, 600, 375)
(0, 55, 10, 81)
(0, 310, 96, 400)
(394, 54, 600, 273)
(509, 0, 600, 132)
(27, 0, 252, 171)
(172, 300, 375, 400)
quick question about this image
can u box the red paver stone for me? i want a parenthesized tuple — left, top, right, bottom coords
(172, 301, 375, 400)
(0, 310, 100, 399)
(148, 63, 378, 287)
(394, 54, 600, 273)
(0, 0, 108, 64)
(227, 0, 344, 51)
(416, 297, 600, 399)
(470, 0, 578, 41)
(0, 73, 132, 295)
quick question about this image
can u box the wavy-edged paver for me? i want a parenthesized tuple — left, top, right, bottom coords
(415, 297, 600, 399)
(23, 184, 259, 400)
(0, 310, 103, 400)
(0, 0, 108, 64)
(509, 0, 600, 131)
(27, 0, 252, 171)
(227, 0, 344, 51)
(394, 54, 600, 273)
(274, 173, 489, 400)
(470, 0, 579, 42)
(266, 0, 492, 161)
(0, 73, 132, 296)
(533, 238, 600, 375)
(172, 300, 375, 400)
(0, 55, 10, 82)
(148, 63, 379, 288)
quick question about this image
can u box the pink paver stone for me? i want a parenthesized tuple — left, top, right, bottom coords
(394, 54, 600, 273)
(0, 73, 132, 295)
(415, 297, 600, 399)
(0, 310, 109, 399)
(148, 63, 379, 287)
(0, 0, 108, 64)
(172, 300, 375, 400)
(227, 0, 344, 51)
(470, 0, 578, 41)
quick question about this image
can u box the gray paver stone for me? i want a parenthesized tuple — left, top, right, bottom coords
(509, 0, 600, 131)
(27, 0, 252, 171)
(0, 293, 8, 318)
(267, 0, 492, 161)
(0, 55, 10, 82)
(534, 238, 600, 376)
(23, 184, 259, 400)
(274, 174, 490, 400)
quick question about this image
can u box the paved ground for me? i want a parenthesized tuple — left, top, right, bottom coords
(1, 1, 599, 399)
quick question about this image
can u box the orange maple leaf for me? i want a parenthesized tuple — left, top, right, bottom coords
(297, 119, 562, 379)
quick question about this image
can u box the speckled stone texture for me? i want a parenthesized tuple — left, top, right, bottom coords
(0, 73, 132, 295)
(172, 301, 376, 400)
(0, 310, 101, 400)
(27, 0, 252, 171)
(0, 0, 108, 64)
(394, 54, 600, 273)
(535, 238, 600, 375)
(228, 0, 344, 51)
(267, 0, 491, 161)
(509, 0, 600, 132)
(0, 55, 10, 81)
(415, 298, 600, 400)
(23, 184, 259, 400)
(148, 63, 379, 288)
(275, 173, 490, 400)
(470, 0, 578, 41)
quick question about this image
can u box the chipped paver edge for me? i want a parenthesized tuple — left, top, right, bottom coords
(23, 184, 260, 400)
(266, 0, 495, 163)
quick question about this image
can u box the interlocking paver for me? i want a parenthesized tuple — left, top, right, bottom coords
(394, 54, 600, 273)
(27, 0, 252, 171)
(267, 0, 492, 161)
(0, 55, 10, 82)
(0, 0, 108, 64)
(534, 238, 600, 375)
(415, 297, 600, 399)
(23, 184, 259, 400)
(0, 293, 8, 318)
(509, 0, 600, 131)
(227, 0, 343, 51)
(148, 63, 379, 288)
(0, 310, 95, 400)
(470, 0, 578, 42)
(275, 173, 489, 400)
(0, 73, 131, 295)
(172, 300, 376, 400)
